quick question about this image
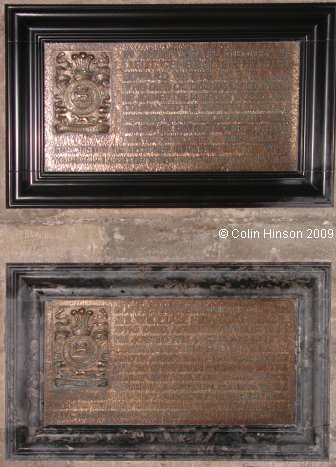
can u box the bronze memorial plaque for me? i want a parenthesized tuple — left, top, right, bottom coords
(44, 298, 296, 426)
(7, 262, 330, 458)
(44, 42, 300, 172)
(9, 5, 334, 206)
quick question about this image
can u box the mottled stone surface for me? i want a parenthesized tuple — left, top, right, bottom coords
(1, 0, 336, 466)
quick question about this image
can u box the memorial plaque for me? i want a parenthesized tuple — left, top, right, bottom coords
(6, 5, 335, 207)
(44, 42, 300, 172)
(7, 263, 330, 460)
(44, 298, 296, 426)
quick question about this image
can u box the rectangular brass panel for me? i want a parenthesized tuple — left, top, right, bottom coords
(44, 298, 296, 425)
(44, 42, 300, 172)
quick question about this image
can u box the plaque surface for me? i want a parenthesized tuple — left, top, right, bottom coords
(6, 263, 330, 460)
(44, 298, 296, 426)
(6, 5, 335, 207)
(45, 42, 300, 172)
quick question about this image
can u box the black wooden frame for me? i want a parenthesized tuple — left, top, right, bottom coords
(6, 263, 330, 460)
(5, 4, 336, 207)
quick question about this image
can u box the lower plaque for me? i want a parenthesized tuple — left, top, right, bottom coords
(45, 299, 296, 426)
(7, 263, 330, 460)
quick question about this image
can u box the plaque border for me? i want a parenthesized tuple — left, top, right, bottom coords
(6, 4, 336, 207)
(6, 262, 330, 460)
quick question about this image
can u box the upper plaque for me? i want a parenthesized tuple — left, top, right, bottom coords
(6, 5, 335, 206)
(45, 42, 300, 172)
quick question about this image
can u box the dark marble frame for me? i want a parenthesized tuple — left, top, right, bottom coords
(6, 4, 336, 207)
(6, 263, 330, 460)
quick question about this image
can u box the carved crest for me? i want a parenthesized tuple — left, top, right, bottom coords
(53, 307, 109, 388)
(54, 51, 111, 134)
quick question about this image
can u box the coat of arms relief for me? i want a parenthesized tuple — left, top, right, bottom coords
(53, 306, 109, 388)
(54, 51, 111, 134)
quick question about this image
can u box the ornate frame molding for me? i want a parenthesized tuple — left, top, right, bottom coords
(6, 5, 336, 207)
(6, 263, 330, 460)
